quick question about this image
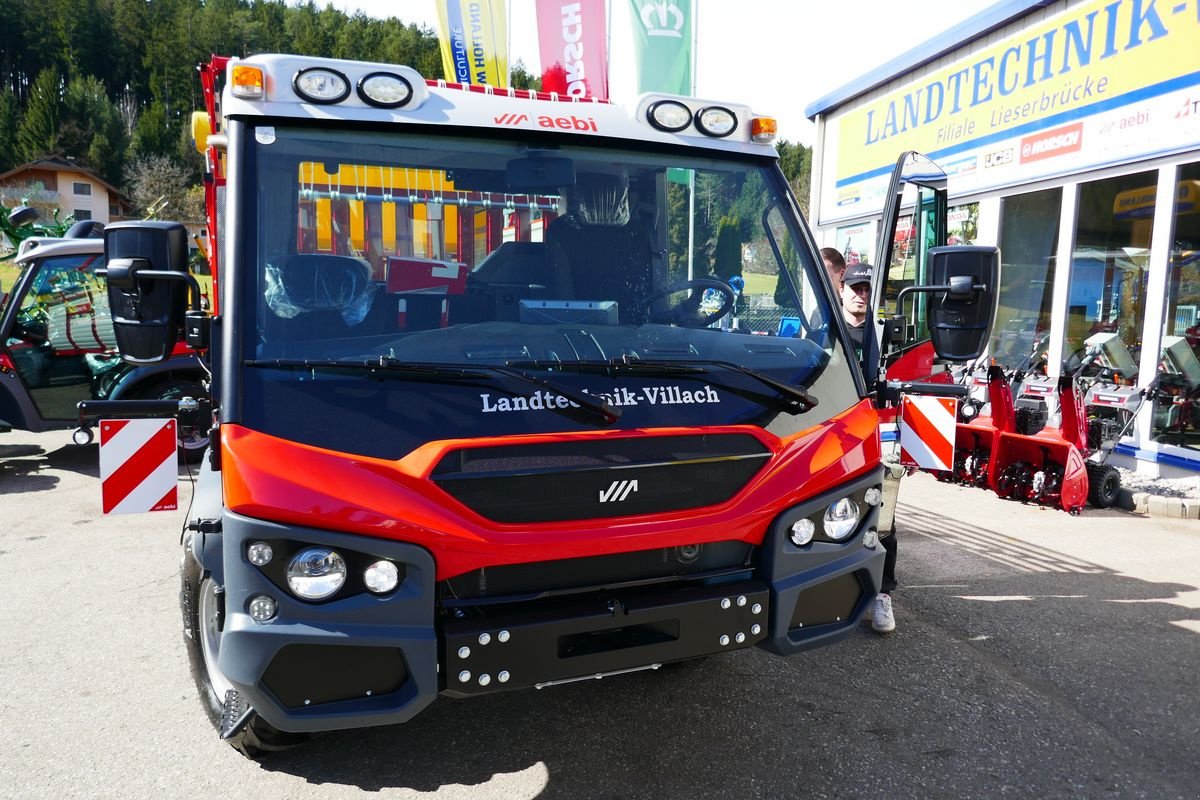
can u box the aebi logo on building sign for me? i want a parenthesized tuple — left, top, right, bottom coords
(1019, 122, 1083, 164)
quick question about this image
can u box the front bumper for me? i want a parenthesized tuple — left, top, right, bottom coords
(208, 468, 884, 733)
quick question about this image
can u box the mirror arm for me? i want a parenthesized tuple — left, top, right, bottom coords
(876, 379, 971, 405)
(97, 262, 204, 312)
(894, 282, 989, 315)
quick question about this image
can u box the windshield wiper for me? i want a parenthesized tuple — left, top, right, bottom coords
(637, 359, 818, 412)
(507, 357, 817, 413)
(245, 357, 620, 425)
(246, 357, 490, 380)
(506, 358, 706, 375)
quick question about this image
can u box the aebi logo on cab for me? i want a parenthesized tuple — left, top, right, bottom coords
(493, 112, 599, 132)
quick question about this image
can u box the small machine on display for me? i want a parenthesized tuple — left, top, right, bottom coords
(0, 219, 210, 460)
(921, 331, 1153, 513)
(79, 53, 998, 757)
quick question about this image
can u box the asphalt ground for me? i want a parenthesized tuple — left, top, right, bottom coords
(2, 429, 1198, 800)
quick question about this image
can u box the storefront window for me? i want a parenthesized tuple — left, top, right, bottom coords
(992, 189, 1060, 370)
(948, 202, 978, 246)
(1152, 162, 1200, 448)
(1061, 170, 1156, 375)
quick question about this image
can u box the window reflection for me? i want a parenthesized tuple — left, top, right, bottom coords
(1153, 164, 1200, 448)
(1061, 171, 1156, 375)
(993, 188, 1060, 370)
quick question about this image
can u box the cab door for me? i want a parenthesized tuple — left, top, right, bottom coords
(864, 152, 948, 386)
(0, 250, 116, 425)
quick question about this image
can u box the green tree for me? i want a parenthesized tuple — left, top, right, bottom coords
(17, 69, 61, 162)
(59, 75, 128, 184)
(776, 139, 812, 217)
(131, 102, 176, 159)
(712, 215, 742, 280)
(510, 60, 541, 91)
(0, 88, 19, 172)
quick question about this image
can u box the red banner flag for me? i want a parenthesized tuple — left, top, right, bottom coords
(536, 0, 609, 99)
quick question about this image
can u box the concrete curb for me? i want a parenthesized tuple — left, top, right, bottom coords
(1116, 487, 1200, 520)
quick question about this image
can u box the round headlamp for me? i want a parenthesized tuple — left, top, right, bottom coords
(694, 106, 737, 137)
(293, 67, 350, 104)
(357, 72, 413, 108)
(789, 518, 816, 547)
(246, 541, 274, 567)
(822, 497, 861, 541)
(287, 547, 347, 600)
(363, 560, 400, 593)
(647, 100, 692, 132)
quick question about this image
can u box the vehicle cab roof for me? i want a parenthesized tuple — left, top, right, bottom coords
(220, 54, 780, 160)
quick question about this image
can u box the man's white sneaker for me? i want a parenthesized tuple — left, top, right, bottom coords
(871, 593, 896, 634)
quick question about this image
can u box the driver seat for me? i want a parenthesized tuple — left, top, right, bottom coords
(544, 218, 654, 322)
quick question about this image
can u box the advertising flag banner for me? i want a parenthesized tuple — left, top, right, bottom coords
(436, 0, 509, 88)
(536, 0, 609, 99)
(627, 0, 692, 95)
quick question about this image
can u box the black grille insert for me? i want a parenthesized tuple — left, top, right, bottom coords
(262, 644, 408, 709)
(431, 433, 771, 523)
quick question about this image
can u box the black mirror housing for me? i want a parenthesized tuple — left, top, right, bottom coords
(926, 245, 999, 361)
(104, 221, 191, 364)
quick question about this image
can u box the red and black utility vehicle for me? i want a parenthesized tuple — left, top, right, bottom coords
(86, 54, 997, 756)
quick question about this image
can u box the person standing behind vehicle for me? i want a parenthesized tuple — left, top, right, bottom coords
(840, 262, 871, 355)
(839, 263, 899, 634)
(821, 247, 846, 289)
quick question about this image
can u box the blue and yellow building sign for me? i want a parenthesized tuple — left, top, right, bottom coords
(824, 0, 1200, 222)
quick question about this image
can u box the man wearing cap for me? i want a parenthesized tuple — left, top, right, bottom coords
(840, 262, 873, 357)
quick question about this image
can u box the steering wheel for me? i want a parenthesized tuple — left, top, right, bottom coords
(638, 278, 736, 328)
(12, 304, 50, 343)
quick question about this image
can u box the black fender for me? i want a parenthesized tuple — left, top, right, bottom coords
(107, 354, 206, 400)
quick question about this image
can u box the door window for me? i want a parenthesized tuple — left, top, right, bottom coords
(5, 252, 117, 419)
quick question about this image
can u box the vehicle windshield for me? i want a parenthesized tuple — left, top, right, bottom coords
(240, 125, 859, 458)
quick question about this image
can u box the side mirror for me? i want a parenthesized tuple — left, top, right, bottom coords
(925, 245, 999, 361)
(103, 221, 192, 364)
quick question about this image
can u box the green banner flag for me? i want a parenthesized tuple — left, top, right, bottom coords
(628, 0, 693, 95)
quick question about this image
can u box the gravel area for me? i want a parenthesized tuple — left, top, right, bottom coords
(1116, 467, 1200, 499)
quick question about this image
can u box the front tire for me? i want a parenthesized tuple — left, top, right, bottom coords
(181, 546, 309, 758)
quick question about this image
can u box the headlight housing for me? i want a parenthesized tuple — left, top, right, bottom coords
(293, 67, 351, 104)
(822, 498, 861, 541)
(287, 547, 348, 600)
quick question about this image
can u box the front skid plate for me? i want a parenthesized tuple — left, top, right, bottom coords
(441, 579, 768, 696)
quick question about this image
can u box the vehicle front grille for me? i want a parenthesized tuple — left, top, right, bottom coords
(430, 433, 771, 523)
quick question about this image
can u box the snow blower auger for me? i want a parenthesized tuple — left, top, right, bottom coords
(992, 373, 1090, 513)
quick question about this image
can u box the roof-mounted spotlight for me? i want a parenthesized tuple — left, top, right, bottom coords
(647, 99, 693, 132)
(695, 106, 738, 138)
(357, 72, 415, 109)
(293, 67, 350, 104)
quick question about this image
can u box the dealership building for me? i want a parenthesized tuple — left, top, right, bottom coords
(806, 0, 1200, 477)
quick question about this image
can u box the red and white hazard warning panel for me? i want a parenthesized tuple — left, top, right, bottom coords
(98, 419, 178, 514)
(898, 395, 958, 471)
